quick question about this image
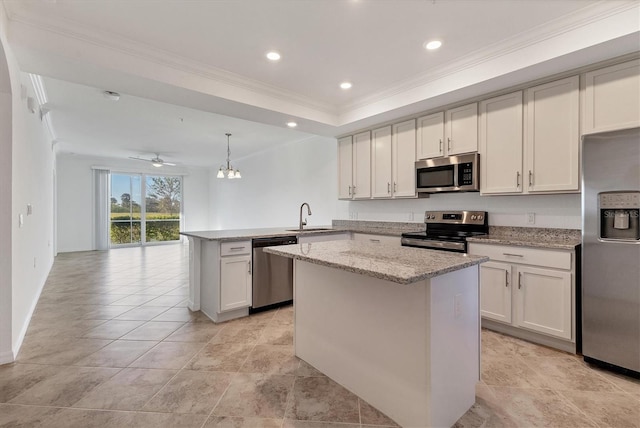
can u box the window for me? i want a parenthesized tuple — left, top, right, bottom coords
(110, 173, 181, 246)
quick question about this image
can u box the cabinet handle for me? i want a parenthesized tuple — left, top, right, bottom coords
(529, 170, 533, 186)
(516, 171, 520, 188)
(447, 137, 451, 151)
(505, 270, 509, 287)
(394, 182, 397, 192)
(518, 271, 522, 289)
(352, 186, 356, 195)
(370, 239, 381, 243)
(248, 261, 252, 274)
(439, 139, 443, 153)
(230, 247, 245, 250)
(503, 253, 524, 257)
(348, 185, 352, 196)
(387, 182, 391, 194)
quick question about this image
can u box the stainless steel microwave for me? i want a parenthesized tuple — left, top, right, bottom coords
(415, 153, 480, 194)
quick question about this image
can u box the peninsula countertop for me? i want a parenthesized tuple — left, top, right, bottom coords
(264, 240, 488, 285)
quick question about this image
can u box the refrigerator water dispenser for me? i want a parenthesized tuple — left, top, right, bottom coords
(599, 191, 640, 241)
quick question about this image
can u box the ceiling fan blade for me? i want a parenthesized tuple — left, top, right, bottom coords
(129, 156, 151, 162)
(163, 162, 177, 166)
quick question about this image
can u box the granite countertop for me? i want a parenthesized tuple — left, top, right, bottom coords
(264, 240, 488, 285)
(181, 220, 425, 241)
(467, 227, 581, 250)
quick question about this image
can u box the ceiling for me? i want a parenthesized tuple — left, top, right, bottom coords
(2, 0, 639, 167)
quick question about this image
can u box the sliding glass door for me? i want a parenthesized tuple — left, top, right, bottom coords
(110, 173, 181, 247)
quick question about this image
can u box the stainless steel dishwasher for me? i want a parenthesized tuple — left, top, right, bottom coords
(251, 236, 297, 311)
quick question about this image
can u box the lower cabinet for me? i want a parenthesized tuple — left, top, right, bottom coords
(220, 254, 252, 312)
(470, 243, 575, 351)
(298, 232, 351, 244)
(351, 233, 401, 247)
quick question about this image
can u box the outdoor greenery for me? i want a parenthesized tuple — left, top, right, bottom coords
(110, 176, 181, 245)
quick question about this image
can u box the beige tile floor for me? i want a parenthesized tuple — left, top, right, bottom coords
(1, 244, 638, 428)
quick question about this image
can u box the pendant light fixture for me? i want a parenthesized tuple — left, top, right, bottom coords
(217, 133, 241, 179)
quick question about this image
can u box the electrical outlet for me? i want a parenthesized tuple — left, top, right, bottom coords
(527, 212, 535, 225)
(454, 294, 462, 318)
(408, 212, 414, 221)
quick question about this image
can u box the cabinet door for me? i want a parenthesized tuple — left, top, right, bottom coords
(446, 103, 478, 155)
(479, 261, 512, 324)
(371, 126, 393, 198)
(515, 266, 572, 340)
(525, 76, 579, 193)
(392, 119, 417, 198)
(337, 136, 353, 200)
(479, 92, 523, 194)
(417, 112, 445, 159)
(352, 131, 371, 199)
(584, 59, 640, 134)
(220, 255, 252, 312)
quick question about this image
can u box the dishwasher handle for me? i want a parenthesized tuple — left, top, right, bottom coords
(252, 236, 298, 248)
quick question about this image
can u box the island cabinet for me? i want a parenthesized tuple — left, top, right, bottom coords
(583, 59, 640, 134)
(351, 232, 401, 246)
(371, 120, 417, 199)
(468, 242, 576, 352)
(219, 241, 252, 312)
(338, 131, 371, 200)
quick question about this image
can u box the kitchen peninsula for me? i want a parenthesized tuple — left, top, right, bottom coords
(265, 240, 488, 428)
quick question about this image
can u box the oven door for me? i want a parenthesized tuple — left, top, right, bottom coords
(401, 237, 466, 253)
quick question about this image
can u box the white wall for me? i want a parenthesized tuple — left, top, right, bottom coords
(9, 73, 56, 359)
(210, 136, 339, 229)
(337, 193, 581, 229)
(56, 154, 211, 252)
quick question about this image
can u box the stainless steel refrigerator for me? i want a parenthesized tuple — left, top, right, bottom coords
(582, 127, 640, 374)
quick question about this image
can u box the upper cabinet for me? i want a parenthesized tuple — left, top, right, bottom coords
(338, 132, 371, 200)
(445, 103, 478, 156)
(418, 104, 478, 160)
(479, 91, 524, 195)
(417, 112, 445, 159)
(525, 76, 580, 193)
(583, 59, 640, 134)
(371, 121, 417, 199)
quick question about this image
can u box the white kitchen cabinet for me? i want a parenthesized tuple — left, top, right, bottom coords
(372, 122, 417, 199)
(445, 103, 478, 156)
(417, 112, 445, 159)
(583, 59, 640, 134)
(371, 125, 393, 198)
(515, 265, 572, 340)
(525, 76, 580, 193)
(469, 242, 576, 352)
(392, 119, 417, 198)
(479, 92, 523, 194)
(337, 136, 353, 200)
(351, 233, 401, 247)
(338, 132, 371, 200)
(479, 261, 512, 324)
(220, 254, 252, 312)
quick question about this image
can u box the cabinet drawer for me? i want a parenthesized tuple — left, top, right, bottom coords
(220, 240, 251, 256)
(468, 243, 571, 270)
(352, 233, 401, 246)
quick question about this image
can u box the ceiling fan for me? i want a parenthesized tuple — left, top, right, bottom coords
(129, 153, 176, 167)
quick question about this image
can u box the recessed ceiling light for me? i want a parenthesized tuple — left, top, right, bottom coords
(287, 121, 298, 128)
(424, 40, 442, 50)
(266, 51, 281, 61)
(340, 82, 352, 90)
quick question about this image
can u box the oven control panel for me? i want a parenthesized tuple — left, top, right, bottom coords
(424, 210, 487, 225)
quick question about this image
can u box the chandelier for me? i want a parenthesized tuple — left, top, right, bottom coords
(217, 133, 241, 179)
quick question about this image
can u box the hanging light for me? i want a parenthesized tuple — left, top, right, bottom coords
(217, 133, 241, 179)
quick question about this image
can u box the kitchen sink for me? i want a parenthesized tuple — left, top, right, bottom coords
(286, 228, 332, 232)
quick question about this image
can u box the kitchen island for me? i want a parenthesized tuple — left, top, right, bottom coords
(265, 241, 488, 428)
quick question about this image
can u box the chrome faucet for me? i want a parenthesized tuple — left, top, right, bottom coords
(299, 202, 312, 230)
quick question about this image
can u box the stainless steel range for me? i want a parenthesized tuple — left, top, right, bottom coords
(401, 211, 488, 253)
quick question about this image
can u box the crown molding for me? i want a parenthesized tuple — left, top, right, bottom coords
(4, 3, 337, 116)
(340, 1, 640, 115)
